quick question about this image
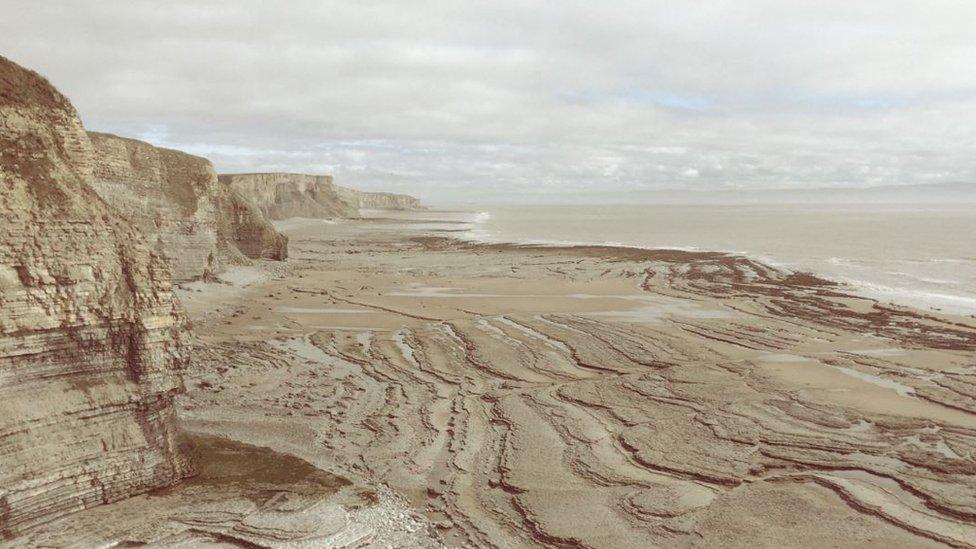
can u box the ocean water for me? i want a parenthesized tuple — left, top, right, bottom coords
(377, 204, 976, 316)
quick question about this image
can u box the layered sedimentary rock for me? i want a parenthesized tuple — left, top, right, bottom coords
(218, 173, 358, 220)
(0, 56, 193, 538)
(15, 431, 442, 548)
(88, 134, 287, 281)
(175, 218, 976, 549)
(336, 185, 423, 211)
(218, 172, 423, 221)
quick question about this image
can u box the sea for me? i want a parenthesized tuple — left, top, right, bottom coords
(371, 203, 976, 316)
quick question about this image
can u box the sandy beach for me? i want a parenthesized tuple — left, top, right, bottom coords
(20, 212, 975, 547)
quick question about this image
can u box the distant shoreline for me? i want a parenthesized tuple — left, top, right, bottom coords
(422, 204, 976, 317)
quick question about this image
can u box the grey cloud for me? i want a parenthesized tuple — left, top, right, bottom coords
(2, 0, 974, 205)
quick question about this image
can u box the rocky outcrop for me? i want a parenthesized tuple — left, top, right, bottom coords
(88, 134, 287, 282)
(218, 173, 424, 220)
(217, 188, 289, 262)
(335, 185, 424, 211)
(218, 173, 358, 220)
(0, 56, 193, 538)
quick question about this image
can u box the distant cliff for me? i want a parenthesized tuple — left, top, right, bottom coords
(218, 173, 358, 220)
(219, 172, 423, 219)
(0, 56, 193, 537)
(336, 185, 424, 211)
(88, 133, 287, 281)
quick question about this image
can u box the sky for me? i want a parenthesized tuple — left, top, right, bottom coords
(2, 1, 975, 203)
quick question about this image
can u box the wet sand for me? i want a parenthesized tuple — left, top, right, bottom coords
(22, 213, 976, 547)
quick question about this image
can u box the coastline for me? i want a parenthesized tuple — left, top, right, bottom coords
(5, 21, 974, 548)
(19, 211, 976, 547)
(430, 207, 976, 318)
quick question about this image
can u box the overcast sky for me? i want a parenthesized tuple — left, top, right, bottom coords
(2, 1, 975, 202)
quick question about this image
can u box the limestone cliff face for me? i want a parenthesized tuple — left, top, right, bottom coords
(358, 191, 423, 210)
(219, 173, 423, 219)
(88, 134, 287, 281)
(0, 56, 193, 538)
(217, 186, 290, 261)
(218, 173, 358, 220)
(336, 185, 424, 211)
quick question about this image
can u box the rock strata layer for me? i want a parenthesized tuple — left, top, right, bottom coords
(219, 172, 423, 220)
(89, 133, 287, 281)
(0, 56, 193, 538)
(336, 185, 424, 210)
(219, 173, 358, 220)
(176, 219, 976, 549)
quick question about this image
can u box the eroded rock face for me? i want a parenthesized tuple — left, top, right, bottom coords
(0, 56, 193, 538)
(219, 173, 424, 219)
(335, 185, 423, 211)
(88, 133, 286, 281)
(217, 187, 289, 262)
(218, 173, 358, 220)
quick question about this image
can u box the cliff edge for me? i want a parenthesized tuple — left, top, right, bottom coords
(0, 56, 193, 537)
(218, 172, 358, 220)
(336, 185, 424, 211)
(88, 133, 287, 282)
(219, 172, 423, 220)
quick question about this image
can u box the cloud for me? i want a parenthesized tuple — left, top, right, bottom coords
(2, 0, 975, 204)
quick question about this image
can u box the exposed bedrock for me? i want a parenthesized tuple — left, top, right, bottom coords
(88, 133, 287, 282)
(219, 172, 424, 220)
(0, 56, 193, 538)
(219, 172, 359, 220)
(336, 185, 424, 211)
(176, 225, 976, 548)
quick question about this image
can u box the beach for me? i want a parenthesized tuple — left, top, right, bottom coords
(434, 203, 976, 316)
(30, 211, 973, 547)
(13, 210, 976, 547)
(5, 7, 976, 546)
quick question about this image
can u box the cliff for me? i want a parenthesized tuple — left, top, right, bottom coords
(0, 57, 193, 537)
(218, 173, 358, 220)
(335, 185, 424, 211)
(88, 134, 287, 282)
(219, 173, 423, 220)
